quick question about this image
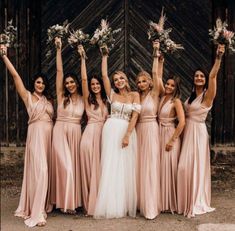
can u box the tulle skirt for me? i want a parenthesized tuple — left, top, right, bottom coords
(94, 118, 137, 219)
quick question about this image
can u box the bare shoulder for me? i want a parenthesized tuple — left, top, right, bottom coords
(173, 98, 183, 109)
(130, 91, 140, 98)
(174, 98, 182, 104)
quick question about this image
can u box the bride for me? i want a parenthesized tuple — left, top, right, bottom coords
(94, 46, 141, 219)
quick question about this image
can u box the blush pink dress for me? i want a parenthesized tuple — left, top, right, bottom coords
(15, 92, 53, 227)
(80, 103, 108, 215)
(177, 93, 215, 218)
(136, 93, 161, 219)
(158, 96, 181, 213)
(50, 96, 84, 212)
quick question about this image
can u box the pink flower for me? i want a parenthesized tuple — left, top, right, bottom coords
(223, 29, 234, 40)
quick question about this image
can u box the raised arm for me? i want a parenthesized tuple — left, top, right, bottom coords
(151, 41, 160, 97)
(165, 98, 185, 151)
(203, 44, 225, 107)
(0, 45, 28, 105)
(158, 53, 165, 95)
(101, 46, 111, 98)
(78, 45, 89, 102)
(55, 37, 64, 104)
(122, 92, 140, 148)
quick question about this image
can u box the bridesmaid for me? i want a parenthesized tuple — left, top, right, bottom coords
(78, 45, 108, 216)
(135, 41, 162, 219)
(0, 45, 53, 227)
(49, 37, 84, 213)
(158, 69, 185, 213)
(177, 44, 225, 218)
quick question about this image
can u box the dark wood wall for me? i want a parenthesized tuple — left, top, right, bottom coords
(211, 0, 235, 145)
(0, 0, 41, 145)
(0, 0, 234, 146)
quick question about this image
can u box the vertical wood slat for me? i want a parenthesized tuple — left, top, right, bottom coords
(0, 1, 5, 143)
(124, 0, 129, 74)
(0, 0, 42, 145)
(4, 5, 9, 145)
(15, 7, 19, 143)
(211, 0, 235, 145)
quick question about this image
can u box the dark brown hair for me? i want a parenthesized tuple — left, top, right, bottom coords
(88, 75, 107, 110)
(63, 73, 82, 108)
(188, 68, 208, 104)
(165, 76, 181, 100)
(31, 73, 52, 101)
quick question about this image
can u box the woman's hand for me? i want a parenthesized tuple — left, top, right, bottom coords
(0, 44, 7, 57)
(152, 40, 161, 57)
(122, 133, 130, 148)
(153, 40, 160, 49)
(100, 44, 109, 56)
(165, 140, 174, 151)
(159, 52, 164, 62)
(77, 44, 85, 57)
(55, 37, 62, 50)
(216, 44, 225, 59)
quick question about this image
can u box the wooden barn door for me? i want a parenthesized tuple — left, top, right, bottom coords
(41, 0, 212, 101)
(1, 0, 234, 146)
(0, 0, 41, 145)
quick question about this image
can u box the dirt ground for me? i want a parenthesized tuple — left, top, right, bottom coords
(1, 149, 235, 231)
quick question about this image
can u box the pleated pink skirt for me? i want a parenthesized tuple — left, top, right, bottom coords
(50, 121, 82, 211)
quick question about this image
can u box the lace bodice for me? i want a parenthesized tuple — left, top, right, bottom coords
(110, 101, 141, 121)
(107, 89, 141, 121)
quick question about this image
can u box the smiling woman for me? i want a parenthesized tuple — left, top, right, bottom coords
(0, 45, 54, 227)
(177, 44, 225, 218)
(77, 45, 108, 216)
(94, 45, 141, 219)
(47, 37, 85, 214)
(135, 41, 162, 219)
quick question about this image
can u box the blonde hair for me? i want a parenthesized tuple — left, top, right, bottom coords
(136, 70, 153, 91)
(112, 70, 131, 92)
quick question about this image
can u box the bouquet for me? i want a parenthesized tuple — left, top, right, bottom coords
(46, 20, 70, 57)
(209, 18, 235, 53)
(147, 8, 184, 55)
(0, 20, 17, 56)
(68, 29, 90, 58)
(90, 19, 121, 55)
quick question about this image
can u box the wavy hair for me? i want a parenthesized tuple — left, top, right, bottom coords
(30, 73, 52, 100)
(135, 70, 153, 92)
(112, 70, 131, 93)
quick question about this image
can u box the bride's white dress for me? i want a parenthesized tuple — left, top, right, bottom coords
(94, 91, 141, 219)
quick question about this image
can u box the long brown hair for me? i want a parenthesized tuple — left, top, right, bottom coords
(63, 73, 82, 108)
(188, 68, 208, 104)
(88, 75, 107, 110)
(30, 73, 52, 101)
(165, 76, 181, 100)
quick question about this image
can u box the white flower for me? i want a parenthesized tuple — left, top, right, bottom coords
(67, 28, 90, 48)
